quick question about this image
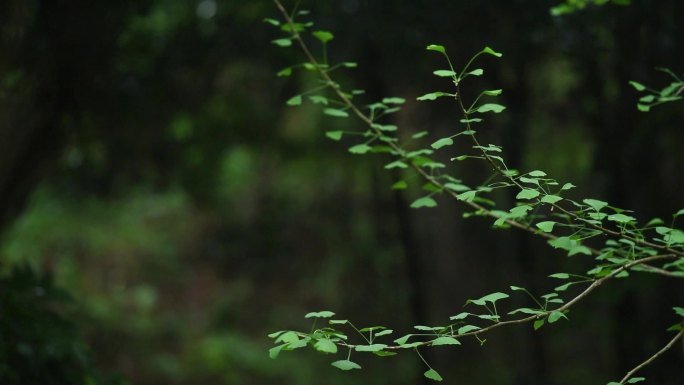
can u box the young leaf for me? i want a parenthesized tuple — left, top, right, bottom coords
(426, 44, 446, 53)
(549, 273, 570, 279)
(482, 46, 503, 57)
(411, 196, 438, 208)
(541, 195, 563, 204)
(457, 325, 481, 334)
(466, 68, 484, 76)
(277, 67, 292, 77)
(312, 30, 334, 43)
(355, 344, 388, 352)
(431, 137, 454, 149)
(561, 183, 576, 190)
(482, 89, 503, 96)
(263, 18, 280, 26)
(331, 360, 361, 371)
(533, 319, 545, 330)
(391, 180, 408, 190)
(536, 221, 556, 233)
(326, 131, 343, 141)
(382, 97, 406, 104)
(324, 108, 349, 118)
(286, 95, 302, 106)
(348, 144, 372, 154)
(628, 80, 646, 91)
(417, 92, 449, 101)
(305, 310, 336, 318)
(433, 69, 457, 77)
(424, 369, 443, 382)
(607, 213, 636, 223)
(456, 190, 477, 202)
(269, 344, 287, 359)
(431, 336, 461, 346)
(516, 189, 540, 200)
(385, 160, 408, 169)
(272, 38, 292, 47)
(475, 103, 506, 113)
(310, 95, 329, 105)
(583, 198, 608, 211)
(375, 329, 394, 337)
(314, 338, 338, 354)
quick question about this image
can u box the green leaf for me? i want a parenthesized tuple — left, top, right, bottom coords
(372, 123, 398, 132)
(329, 319, 348, 325)
(417, 92, 449, 101)
(426, 44, 446, 54)
(449, 312, 470, 320)
(444, 183, 470, 192)
(385, 160, 408, 169)
(348, 144, 371, 154)
(583, 198, 608, 211)
(673, 209, 684, 217)
(263, 18, 280, 26)
(310, 95, 329, 105)
(312, 30, 334, 43)
(355, 344, 387, 352)
(541, 195, 563, 204)
(628, 81, 646, 91)
(431, 336, 461, 346)
(456, 190, 477, 202)
(483, 89, 503, 96)
(637, 104, 651, 112)
(277, 67, 292, 77)
(324, 108, 349, 118)
(305, 311, 336, 319)
(433, 69, 457, 77)
(674, 307, 684, 316)
(424, 369, 443, 382)
(314, 338, 338, 354)
(627, 377, 646, 383)
(482, 46, 503, 57)
(375, 329, 394, 337)
(469, 292, 509, 306)
(382, 97, 406, 104)
(533, 319, 545, 330)
(331, 360, 361, 371)
(457, 325, 481, 334)
(528, 170, 547, 177)
(342, 62, 357, 68)
(466, 68, 484, 76)
(516, 189, 540, 200)
(607, 213, 636, 223)
(394, 335, 412, 345)
(431, 138, 454, 149)
(548, 311, 566, 323)
(391, 180, 408, 190)
(536, 221, 556, 233)
(561, 183, 575, 191)
(549, 273, 570, 279)
(411, 196, 437, 209)
(269, 344, 286, 359)
(412, 131, 429, 139)
(475, 103, 506, 113)
(325, 131, 343, 141)
(275, 331, 299, 344)
(286, 95, 302, 106)
(272, 38, 292, 47)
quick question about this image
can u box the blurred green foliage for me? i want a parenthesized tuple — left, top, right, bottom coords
(0, 0, 683, 384)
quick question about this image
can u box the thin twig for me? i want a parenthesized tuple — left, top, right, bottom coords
(618, 329, 683, 384)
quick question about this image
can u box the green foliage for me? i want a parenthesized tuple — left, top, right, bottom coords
(268, 2, 684, 383)
(551, 0, 631, 16)
(628, 69, 684, 112)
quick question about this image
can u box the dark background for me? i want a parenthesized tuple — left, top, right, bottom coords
(0, 0, 682, 384)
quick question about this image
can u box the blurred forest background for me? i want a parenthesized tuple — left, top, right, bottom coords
(0, 0, 683, 384)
